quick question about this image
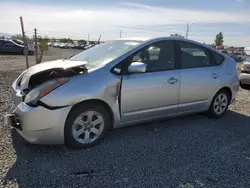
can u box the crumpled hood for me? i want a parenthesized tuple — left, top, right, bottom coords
(20, 59, 87, 90)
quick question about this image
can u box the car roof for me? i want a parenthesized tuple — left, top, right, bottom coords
(116, 36, 225, 56)
(115, 37, 209, 47)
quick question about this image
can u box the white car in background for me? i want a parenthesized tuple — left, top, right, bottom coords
(240, 57, 250, 89)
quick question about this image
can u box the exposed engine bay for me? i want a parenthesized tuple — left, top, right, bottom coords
(18, 66, 87, 93)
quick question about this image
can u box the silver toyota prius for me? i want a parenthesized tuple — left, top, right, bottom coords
(5, 37, 239, 149)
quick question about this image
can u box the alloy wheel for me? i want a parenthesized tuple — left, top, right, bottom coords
(72, 111, 104, 144)
(213, 93, 228, 115)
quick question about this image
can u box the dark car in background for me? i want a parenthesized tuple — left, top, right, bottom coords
(12, 39, 24, 45)
(0, 39, 24, 54)
(231, 53, 242, 62)
(0, 39, 34, 55)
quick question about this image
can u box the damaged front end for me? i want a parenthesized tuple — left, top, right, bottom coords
(12, 59, 88, 107)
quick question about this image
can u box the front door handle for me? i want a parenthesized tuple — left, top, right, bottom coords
(167, 77, 178, 84)
(212, 73, 219, 79)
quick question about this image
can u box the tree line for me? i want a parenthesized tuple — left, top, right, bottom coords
(169, 32, 224, 47)
(8, 32, 224, 47)
(9, 34, 96, 44)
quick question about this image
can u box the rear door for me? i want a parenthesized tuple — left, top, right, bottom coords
(177, 41, 222, 112)
(120, 40, 181, 123)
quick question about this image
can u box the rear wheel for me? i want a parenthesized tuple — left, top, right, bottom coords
(65, 103, 110, 149)
(208, 90, 230, 118)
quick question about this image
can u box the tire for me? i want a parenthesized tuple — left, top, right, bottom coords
(207, 90, 230, 118)
(28, 51, 34, 56)
(240, 81, 249, 90)
(65, 103, 110, 149)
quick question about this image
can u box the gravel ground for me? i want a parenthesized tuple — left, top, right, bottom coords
(0, 51, 250, 187)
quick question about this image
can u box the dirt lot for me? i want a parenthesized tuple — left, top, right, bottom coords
(0, 49, 250, 188)
(0, 47, 82, 71)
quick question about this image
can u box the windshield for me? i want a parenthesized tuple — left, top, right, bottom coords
(69, 40, 142, 68)
(12, 39, 24, 45)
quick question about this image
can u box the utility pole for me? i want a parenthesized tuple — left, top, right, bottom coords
(97, 35, 102, 44)
(34, 28, 38, 64)
(20, 16, 29, 69)
(185, 22, 194, 39)
(88, 34, 90, 42)
(120, 30, 122, 38)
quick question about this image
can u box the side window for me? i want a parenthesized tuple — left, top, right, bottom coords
(147, 46, 161, 60)
(180, 42, 211, 68)
(130, 41, 175, 72)
(4, 41, 15, 47)
(211, 51, 224, 65)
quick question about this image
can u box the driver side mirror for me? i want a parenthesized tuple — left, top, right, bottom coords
(128, 62, 146, 73)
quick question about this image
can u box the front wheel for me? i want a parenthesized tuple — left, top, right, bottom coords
(208, 90, 230, 118)
(65, 104, 110, 149)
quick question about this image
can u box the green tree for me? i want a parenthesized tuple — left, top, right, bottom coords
(11, 34, 29, 40)
(215, 32, 224, 46)
(59, 38, 73, 43)
(37, 37, 49, 64)
(50, 38, 57, 42)
(89, 41, 96, 45)
(170, 33, 185, 38)
(78, 39, 87, 44)
(209, 44, 216, 48)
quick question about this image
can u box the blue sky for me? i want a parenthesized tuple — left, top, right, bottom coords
(0, 0, 249, 46)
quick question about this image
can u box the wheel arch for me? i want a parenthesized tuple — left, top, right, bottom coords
(66, 99, 114, 129)
(214, 87, 232, 103)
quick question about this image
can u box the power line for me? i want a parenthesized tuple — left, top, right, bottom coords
(37, 30, 90, 35)
(25, 29, 34, 33)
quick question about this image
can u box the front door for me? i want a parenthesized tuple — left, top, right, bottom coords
(120, 40, 180, 123)
(177, 41, 222, 112)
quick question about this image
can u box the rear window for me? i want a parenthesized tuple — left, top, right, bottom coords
(211, 52, 224, 65)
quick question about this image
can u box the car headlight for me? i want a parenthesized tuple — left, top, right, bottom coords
(24, 78, 69, 106)
(241, 64, 246, 71)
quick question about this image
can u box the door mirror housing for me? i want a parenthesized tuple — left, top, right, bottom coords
(128, 62, 146, 73)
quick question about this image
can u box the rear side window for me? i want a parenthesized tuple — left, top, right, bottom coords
(4, 41, 16, 47)
(180, 41, 211, 69)
(211, 52, 224, 65)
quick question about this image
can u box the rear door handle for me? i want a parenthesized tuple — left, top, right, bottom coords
(212, 73, 219, 79)
(167, 77, 178, 84)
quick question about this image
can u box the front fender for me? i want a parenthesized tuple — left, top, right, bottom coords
(40, 67, 121, 107)
(40, 68, 122, 128)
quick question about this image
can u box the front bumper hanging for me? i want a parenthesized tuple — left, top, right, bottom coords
(4, 113, 22, 130)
